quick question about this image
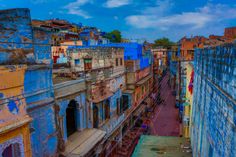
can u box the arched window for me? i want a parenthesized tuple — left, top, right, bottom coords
(2, 143, 21, 157)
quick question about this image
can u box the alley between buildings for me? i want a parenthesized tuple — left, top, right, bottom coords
(149, 72, 180, 136)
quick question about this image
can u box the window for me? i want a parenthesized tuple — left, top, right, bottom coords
(116, 58, 119, 66)
(74, 59, 80, 65)
(84, 58, 92, 70)
(105, 100, 110, 120)
(136, 93, 140, 102)
(120, 58, 123, 65)
(122, 95, 129, 112)
(2, 143, 21, 157)
(145, 83, 149, 93)
(116, 98, 120, 115)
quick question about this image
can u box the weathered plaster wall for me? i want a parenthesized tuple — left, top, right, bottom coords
(126, 67, 150, 85)
(0, 123, 32, 157)
(134, 79, 150, 106)
(109, 75, 125, 92)
(109, 89, 122, 117)
(191, 44, 236, 157)
(33, 27, 52, 64)
(57, 92, 87, 141)
(70, 47, 114, 71)
(29, 103, 57, 157)
(0, 65, 28, 126)
(24, 67, 57, 157)
(183, 62, 193, 138)
(0, 8, 34, 64)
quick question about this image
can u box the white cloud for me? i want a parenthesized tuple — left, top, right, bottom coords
(141, 0, 174, 15)
(64, 0, 92, 19)
(104, 0, 131, 8)
(126, 3, 236, 30)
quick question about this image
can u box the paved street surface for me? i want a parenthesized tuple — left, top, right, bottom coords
(149, 73, 180, 136)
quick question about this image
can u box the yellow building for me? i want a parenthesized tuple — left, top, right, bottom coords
(183, 62, 194, 138)
(0, 65, 32, 157)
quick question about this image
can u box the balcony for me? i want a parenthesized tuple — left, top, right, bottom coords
(85, 66, 113, 83)
(125, 60, 140, 72)
(90, 81, 113, 103)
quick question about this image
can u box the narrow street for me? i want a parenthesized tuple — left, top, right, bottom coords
(1, 4, 234, 157)
(149, 72, 180, 136)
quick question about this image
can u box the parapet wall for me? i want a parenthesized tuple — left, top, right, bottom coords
(191, 44, 236, 157)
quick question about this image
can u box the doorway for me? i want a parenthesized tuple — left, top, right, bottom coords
(2, 143, 21, 157)
(93, 105, 99, 128)
(105, 100, 110, 120)
(66, 100, 77, 137)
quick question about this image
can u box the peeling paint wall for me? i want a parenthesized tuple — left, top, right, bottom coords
(0, 8, 34, 64)
(33, 27, 52, 64)
(0, 65, 32, 157)
(69, 47, 123, 72)
(109, 89, 122, 118)
(24, 67, 57, 157)
(191, 44, 236, 157)
(70, 47, 111, 70)
(0, 65, 27, 126)
(183, 62, 193, 138)
(109, 75, 125, 93)
(126, 67, 150, 85)
(57, 91, 87, 142)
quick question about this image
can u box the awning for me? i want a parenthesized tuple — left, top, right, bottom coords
(63, 129, 106, 157)
(136, 75, 153, 86)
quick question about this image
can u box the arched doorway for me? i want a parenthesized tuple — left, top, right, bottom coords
(66, 100, 77, 137)
(93, 105, 99, 128)
(2, 143, 21, 157)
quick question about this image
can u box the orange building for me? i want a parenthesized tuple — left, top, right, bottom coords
(0, 65, 32, 157)
(224, 27, 236, 39)
(179, 36, 206, 61)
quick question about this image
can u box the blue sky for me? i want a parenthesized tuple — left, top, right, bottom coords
(1, 0, 236, 41)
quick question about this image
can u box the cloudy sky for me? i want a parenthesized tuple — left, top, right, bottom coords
(1, 0, 236, 41)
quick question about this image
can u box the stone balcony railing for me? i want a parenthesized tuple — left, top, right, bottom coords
(100, 113, 125, 137)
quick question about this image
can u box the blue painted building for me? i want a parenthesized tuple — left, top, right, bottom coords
(106, 43, 150, 70)
(0, 8, 58, 157)
(53, 79, 88, 143)
(25, 66, 57, 157)
(0, 8, 34, 64)
(79, 28, 110, 46)
(191, 44, 236, 157)
(25, 26, 58, 157)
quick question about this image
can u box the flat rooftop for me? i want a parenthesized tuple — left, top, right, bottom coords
(132, 135, 192, 157)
